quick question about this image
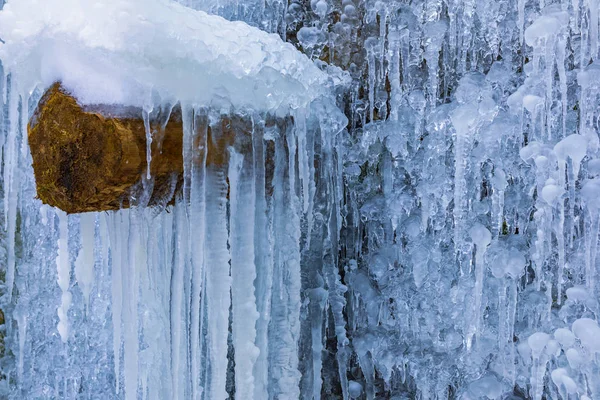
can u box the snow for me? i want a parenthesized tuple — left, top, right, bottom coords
(0, 0, 331, 114)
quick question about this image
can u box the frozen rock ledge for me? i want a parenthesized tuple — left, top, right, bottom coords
(0, 0, 332, 114)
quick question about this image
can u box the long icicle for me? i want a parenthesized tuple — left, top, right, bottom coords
(229, 143, 259, 400)
(4, 78, 20, 303)
(188, 107, 207, 400)
(252, 119, 273, 400)
(171, 201, 188, 400)
(205, 121, 232, 399)
(108, 212, 123, 394)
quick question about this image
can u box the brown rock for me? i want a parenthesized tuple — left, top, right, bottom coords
(28, 83, 250, 213)
(28, 83, 183, 213)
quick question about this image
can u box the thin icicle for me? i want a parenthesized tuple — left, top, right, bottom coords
(253, 120, 273, 400)
(171, 202, 188, 400)
(143, 107, 153, 180)
(388, 24, 402, 122)
(187, 107, 207, 400)
(308, 279, 327, 400)
(75, 213, 96, 309)
(326, 260, 349, 399)
(15, 302, 27, 383)
(4, 78, 20, 303)
(268, 131, 302, 398)
(589, 0, 599, 59)
(124, 208, 143, 400)
(467, 223, 491, 350)
(556, 37, 568, 139)
(229, 146, 259, 400)
(56, 210, 71, 343)
(118, 209, 138, 400)
(108, 212, 123, 394)
(518, 0, 525, 47)
(295, 109, 310, 214)
(205, 155, 232, 400)
(497, 280, 509, 375)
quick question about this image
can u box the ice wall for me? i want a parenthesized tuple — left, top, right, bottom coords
(1, 0, 600, 399)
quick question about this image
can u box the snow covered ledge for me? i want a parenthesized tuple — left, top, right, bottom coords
(0, 0, 330, 112)
(0, 0, 345, 213)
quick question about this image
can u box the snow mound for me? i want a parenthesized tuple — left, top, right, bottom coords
(0, 0, 329, 113)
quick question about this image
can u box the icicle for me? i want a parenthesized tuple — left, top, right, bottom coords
(326, 261, 349, 399)
(357, 349, 375, 400)
(589, 0, 599, 59)
(4, 165, 18, 303)
(507, 282, 518, 385)
(15, 303, 27, 383)
(108, 212, 123, 394)
(171, 203, 188, 400)
(295, 109, 310, 214)
(518, 0, 525, 47)
(4, 78, 20, 303)
(450, 109, 473, 253)
(180, 106, 193, 400)
(556, 37, 567, 139)
(123, 209, 139, 400)
(75, 213, 96, 309)
(467, 223, 491, 349)
(56, 210, 71, 343)
(528, 333, 550, 400)
(497, 280, 508, 372)
(400, 28, 410, 90)
(460, 0, 476, 72)
(491, 169, 507, 236)
(388, 24, 402, 121)
(571, 0, 580, 39)
(589, 212, 599, 290)
(308, 277, 328, 400)
(229, 146, 259, 400)
(187, 107, 207, 400)
(556, 159, 567, 305)
(268, 130, 302, 399)
(143, 107, 153, 180)
(100, 212, 110, 277)
(544, 37, 556, 142)
(253, 120, 273, 400)
(378, 4, 387, 83)
(424, 21, 447, 106)
(365, 37, 378, 123)
(204, 142, 232, 400)
(581, 179, 600, 290)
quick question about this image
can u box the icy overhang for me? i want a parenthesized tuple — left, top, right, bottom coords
(0, 0, 330, 115)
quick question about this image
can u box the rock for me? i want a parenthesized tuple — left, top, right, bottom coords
(28, 83, 246, 213)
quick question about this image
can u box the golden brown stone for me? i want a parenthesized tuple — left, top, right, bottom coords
(28, 83, 284, 213)
(28, 83, 187, 213)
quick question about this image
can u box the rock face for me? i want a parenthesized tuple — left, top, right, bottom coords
(28, 83, 185, 213)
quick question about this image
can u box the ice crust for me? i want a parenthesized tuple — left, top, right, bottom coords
(0, 0, 329, 113)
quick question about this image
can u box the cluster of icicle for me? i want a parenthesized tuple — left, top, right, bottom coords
(335, 0, 600, 398)
(3, 0, 600, 398)
(0, 70, 346, 400)
(0, 1, 350, 399)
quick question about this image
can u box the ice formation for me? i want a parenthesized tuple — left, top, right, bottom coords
(1, 0, 600, 398)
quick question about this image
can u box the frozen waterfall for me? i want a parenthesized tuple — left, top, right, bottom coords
(1, 0, 600, 399)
